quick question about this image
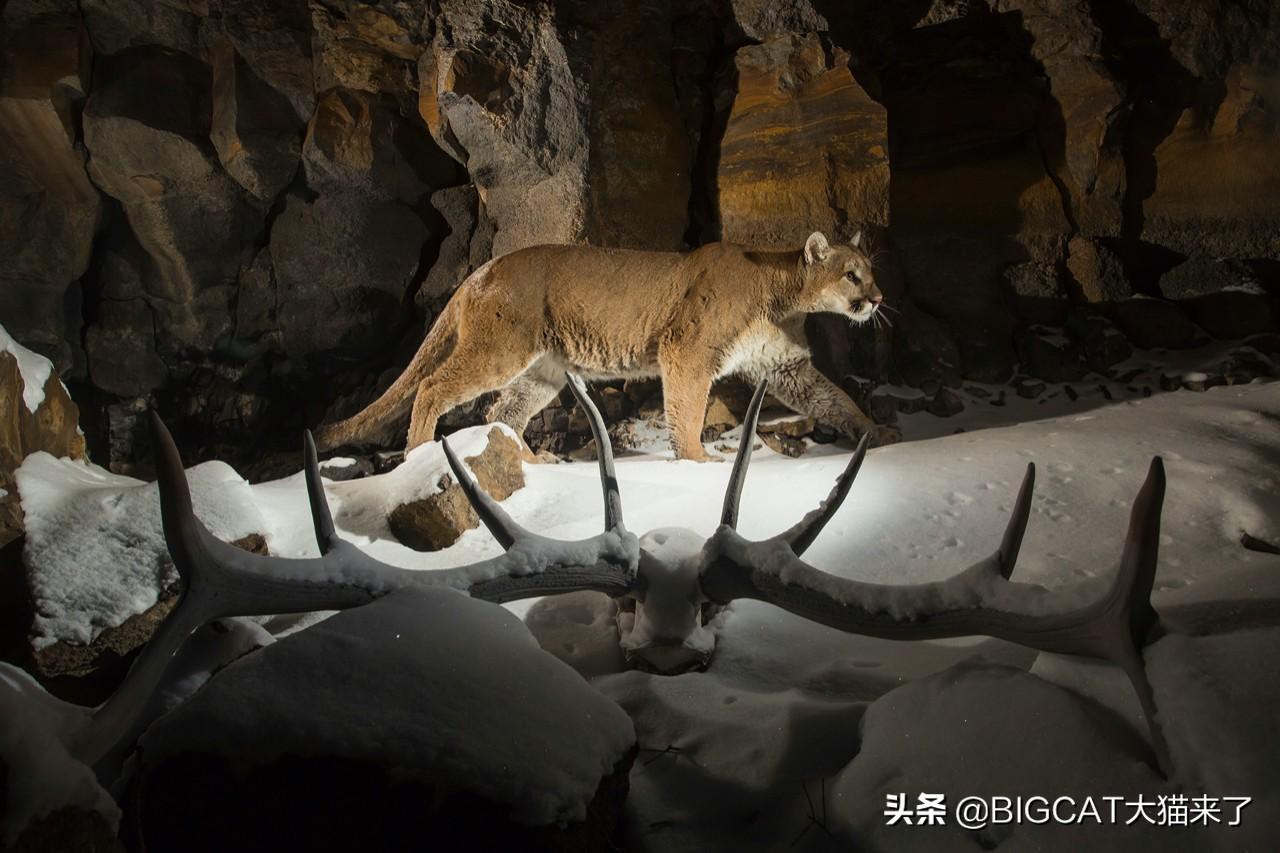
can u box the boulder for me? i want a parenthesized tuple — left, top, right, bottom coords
(702, 398, 739, 439)
(758, 415, 814, 457)
(1067, 236, 1132, 303)
(132, 588, 638, 853)
(718, 33, 889, 250)
(927, 387, 966, 416)
(523, 591, 626, 679)
(1157, 256, 1277, 339)
(1016, 326, 1087, 383)
(29, 535, 266, 695)
(0, 330, 86, 547)
(872, 384, 929, 415)
(17, 452, 269, 679)
(1159, 256, 1258, 301)
(1113, 298, 1208, 350)
(1064, 311, 1132, 371)
(387, 428, 525, 552)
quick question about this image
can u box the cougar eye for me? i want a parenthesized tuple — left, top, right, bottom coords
(845, 271, 860, 283)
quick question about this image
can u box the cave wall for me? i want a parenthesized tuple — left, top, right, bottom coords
(1, 0, 1277, 468)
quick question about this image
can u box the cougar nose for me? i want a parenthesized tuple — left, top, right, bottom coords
(871, 294, 883, 305)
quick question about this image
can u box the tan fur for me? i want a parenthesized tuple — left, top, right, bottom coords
(315, 231, 893, 461)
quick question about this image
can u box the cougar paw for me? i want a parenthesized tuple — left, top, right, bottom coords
(676, 446, 722, 463)
(867, 423, 902, 447)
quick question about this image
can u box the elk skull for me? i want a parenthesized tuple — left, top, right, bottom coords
(618, 527, 715, 672)
(101, 371, 1175, 782)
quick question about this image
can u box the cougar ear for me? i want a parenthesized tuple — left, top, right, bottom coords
(804, 232, 832, 265)
(850, 230, 863, 249)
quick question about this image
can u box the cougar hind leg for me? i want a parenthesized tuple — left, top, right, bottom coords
(486, 357, 566, 437)
(406, 340, 545, 450)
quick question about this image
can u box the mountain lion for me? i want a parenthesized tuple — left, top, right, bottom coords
(315, 231, 895, 461)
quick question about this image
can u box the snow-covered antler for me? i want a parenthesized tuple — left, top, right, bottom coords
(79, 403, 638, 779)
(700, 381, 1171, 772)
(81, 373, 1176, 783)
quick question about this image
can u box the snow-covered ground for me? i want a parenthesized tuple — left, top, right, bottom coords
(6, 379, 1280, 849)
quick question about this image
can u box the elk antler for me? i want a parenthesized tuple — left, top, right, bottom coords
(701, 383, 1172, 773)
(78, 402, 639, 780)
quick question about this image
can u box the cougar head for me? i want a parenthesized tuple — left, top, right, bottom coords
(799, 231, 882, 324)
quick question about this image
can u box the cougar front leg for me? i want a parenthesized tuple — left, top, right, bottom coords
(660, 353, 715, 462)
(763, 357, 899, 446)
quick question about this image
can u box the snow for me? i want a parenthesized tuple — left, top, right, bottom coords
(0, 664, 111, 845)
(257, 423, 516, 561)
(826, 662, 1186, 852)
(0, 323, 54, 412)
(138, 587, 636, 827)
(871, 383, 926, 399)
(6, 376, 1279, 848)
(1146, 627, 1280, 843)
(17, 453, 268, 648)
(1222, 282, 1267, 295)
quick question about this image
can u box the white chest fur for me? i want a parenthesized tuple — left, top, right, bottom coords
(718, 319, 809, 378)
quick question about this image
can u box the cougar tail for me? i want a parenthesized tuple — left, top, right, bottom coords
(313, 303, 459, 451)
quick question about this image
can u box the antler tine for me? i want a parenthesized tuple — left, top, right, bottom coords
(779, 432, 870, 556)
(1114, 456, 1166, 646)
(720, 378, 769, 529)
(565, 372, 625, 533)
(996, 463, 1035, 579)
(149, 410, 205, 584)
(303, 430, 340, 555)
(441, 436, 527, 549)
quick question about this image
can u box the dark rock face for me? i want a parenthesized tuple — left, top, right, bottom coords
(718, 32, 889, 249)
(0, 1, 102, 375)
(1, 0, 1278, 467)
